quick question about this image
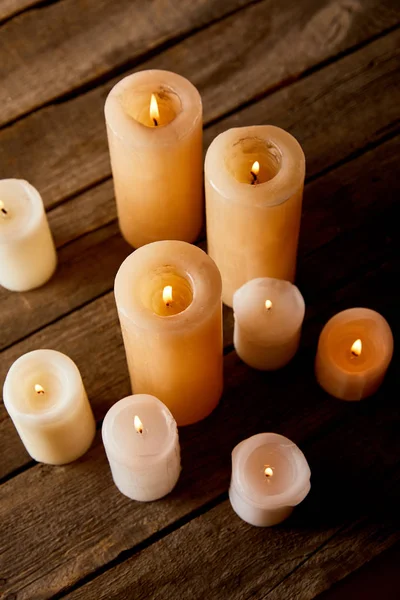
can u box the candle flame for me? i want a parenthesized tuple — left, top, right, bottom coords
(150, 94, 160, 125)
(265, 299, 273, 311)
(0, 200, 8, 216)
(162, 285, 173, 305)
(264, 466, 274, 478)
(134, 415, 143, 434)
(351, 338, 362, 357)
(251, 161, 260, 176)
(34, 384, 45, 395)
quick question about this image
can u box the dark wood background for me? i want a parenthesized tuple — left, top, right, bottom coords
(0, 1, 399, 598)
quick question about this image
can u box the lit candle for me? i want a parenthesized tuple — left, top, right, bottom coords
(315, 308, 393, 401)
(114, 240, 223, 426)
(105, 70, 203, 248)
(233, 277, 305, 370)
(0, 179, 57, 291)
(205, 125, 305, 306)
(3, 350, 95, 465)
(229, 433, 311, 527)
(102, 394, 180, 501)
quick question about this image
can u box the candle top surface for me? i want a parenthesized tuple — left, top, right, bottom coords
(233, 277, 305, 340)
(105, 69, 202, 146)
(232, 433, 311, 509)
(205, 125, 305, 206)
(0, 179, 43, 242)
(319, 308, 393, 374)
(3, 349, 85, 422)
(114, 240, 222, 331)
(102, 395, 178, 466)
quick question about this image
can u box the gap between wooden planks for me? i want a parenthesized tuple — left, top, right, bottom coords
(0, 127, 398, 480)
(0, 26, 399, 353)
(0, 0, 399, 205)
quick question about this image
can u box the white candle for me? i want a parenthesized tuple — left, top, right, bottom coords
(3, 350, 95, 465)
(315, 308, 393, 401)
(229, 433, 311, 527)
(205, 126, 305, 306)
(233, 277, 305, 370)
(114, 240, 223, 426)
(105, 70, 203, 248)
(0, 179, 57, 291)
(102, 394, 180, 502)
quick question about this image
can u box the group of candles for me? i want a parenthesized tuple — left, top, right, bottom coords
(1, 70, 393, 528)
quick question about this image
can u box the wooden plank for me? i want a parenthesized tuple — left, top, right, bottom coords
(52, 369, 400, 599)
(0, 134, 397, 476)
(0, 0, 254, 126)
(0, 2, 399, 205)
(0, 232, 396, 598)
(0, 0, 42, 23)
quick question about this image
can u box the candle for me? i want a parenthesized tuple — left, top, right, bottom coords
(233, 277, 305, 370)
(114, 240, 223, 426)
(102, 394, 180, 501)
(229, 433, 311, 527)
(0, 179, 57, 291)
(205, 125, 305, 306)
(3, 350, 95, 465)
(105, 70, 203, 248)
(315, 308, 393, 401)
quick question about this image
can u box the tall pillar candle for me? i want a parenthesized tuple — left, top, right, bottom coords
(229, 433, 311, 527)
(114, 240, 223, 426)
(105, 70, 203, 248)
(102, 394, 180, 501)
(3, 350, 96, 465)
(205, 126, 305, 306)
(315, 308, 393, 401)
(233, 277, 305, 370)
(0, 179, 57, 291)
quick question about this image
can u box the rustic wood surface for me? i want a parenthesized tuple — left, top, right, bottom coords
(0, 1, 399, 598)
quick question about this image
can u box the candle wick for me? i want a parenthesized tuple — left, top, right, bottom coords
(0, 205, 8, 216)
(153, 118, 158, 127)
(250, 171, 258, 185)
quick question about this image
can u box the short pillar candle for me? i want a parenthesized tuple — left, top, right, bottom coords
(105, 70, 203, 248)
(0, 179, 57, 291)
(229, 433, 311, 527)
(102, 394, 180, 502)
(315, 308, 393, 401)
(114, 240, 223, 426)
(233, 277, 305, 370)
(3, 350, 96, 465)
(205, 125, 305, 306)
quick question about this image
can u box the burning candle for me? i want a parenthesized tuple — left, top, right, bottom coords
(3, 350, 95, 465)
(315, 308, 393, 401)
(102, 394, 180, 501)
(205, 125, 305, 306)
(233, 277, 305, 370)
(229, 433, 311, 527)
(105, 70, 203, 248)
(0, 179, 57, 291)
(114, 240, 223, 426)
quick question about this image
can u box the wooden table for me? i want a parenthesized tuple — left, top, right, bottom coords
(0, 1, 399, 598)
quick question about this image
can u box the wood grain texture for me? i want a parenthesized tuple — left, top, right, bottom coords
(1, 1, 399, 206)
(61, 382, 400, 600)
(0, 36, 398, 353)
(0, 0, 253, 125)
(0, 223, 397, 598)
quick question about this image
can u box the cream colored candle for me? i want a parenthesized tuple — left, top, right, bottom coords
(0, 179, 57, 291)
(205, 125, 305, 307)
(114, 240, 223, 426)
(229, 433, 311, 527)
(102, 394, 180, 501)
(233, 277, 305, 370)
(3, 350, 95, 465)
(105, 70, 203, 248)
(315, 308, 393, 401)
